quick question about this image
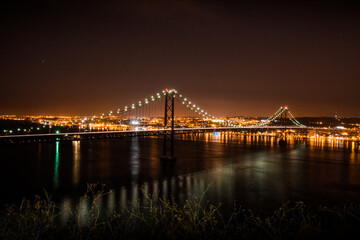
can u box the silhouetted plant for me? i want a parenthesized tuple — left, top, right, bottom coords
(1, 184, 360, 239)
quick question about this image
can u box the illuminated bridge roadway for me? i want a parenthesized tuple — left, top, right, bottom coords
(0, 126, 319, 143)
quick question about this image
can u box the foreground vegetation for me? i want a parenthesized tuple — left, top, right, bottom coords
(1, 184, 360, 240)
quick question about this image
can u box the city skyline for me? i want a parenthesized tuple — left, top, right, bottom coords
(1, 1, 359, 117)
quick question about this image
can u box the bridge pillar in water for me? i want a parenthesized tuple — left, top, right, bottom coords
(161, 90, 176, 160)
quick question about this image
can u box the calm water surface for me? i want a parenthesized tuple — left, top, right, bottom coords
(1, 133, 360, 213)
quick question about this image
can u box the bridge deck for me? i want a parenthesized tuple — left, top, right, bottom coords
(0, 126, 316, 143)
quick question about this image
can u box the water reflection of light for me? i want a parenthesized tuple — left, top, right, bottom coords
(47, 132, 360, 220)
(72, 141, 80, 185)
(131, 184, 138, 203)
(148, 139, 160, 178)
(36, 144, 42, 175)
(171, 177, 176, 195)
(143, 182, 149, 196)
(78, 198, 90, 227)
(60, 198, 71, 226)
(54, 141, 60, 188)
(120, 187, 127, 209)
(186, 175, 191, 193)
(130, 137, 140, 183)
(107, 190, 115, 216)
(162, 179, 168, 199)
(153, 180, 159, 198)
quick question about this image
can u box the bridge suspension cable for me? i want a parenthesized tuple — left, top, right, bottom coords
(288, 111, 306, 127)
(240, 106, 306, 128)
(92, 89, 216, 121)
(86, 89, 306, 129)
(175, 90, 216, 119)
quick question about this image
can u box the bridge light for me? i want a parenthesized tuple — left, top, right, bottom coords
(184, 98, 187, 101)
(188, 101, 191, 104)
(193, 104, 196, 107)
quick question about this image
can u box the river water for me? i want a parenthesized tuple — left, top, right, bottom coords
(1, 132, 360, 214)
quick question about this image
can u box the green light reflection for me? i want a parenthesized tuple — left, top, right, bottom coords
(54, 141, 60, 188)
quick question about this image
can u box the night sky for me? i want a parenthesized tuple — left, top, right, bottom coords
(1, 0, 359, 117)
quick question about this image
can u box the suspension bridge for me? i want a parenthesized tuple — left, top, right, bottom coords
(0, 89, 314, 159)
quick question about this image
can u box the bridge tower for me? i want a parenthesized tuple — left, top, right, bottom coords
(279, 106, 289, 119)
(278, 106, 289, 145)
(161, 89, 176, 160)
